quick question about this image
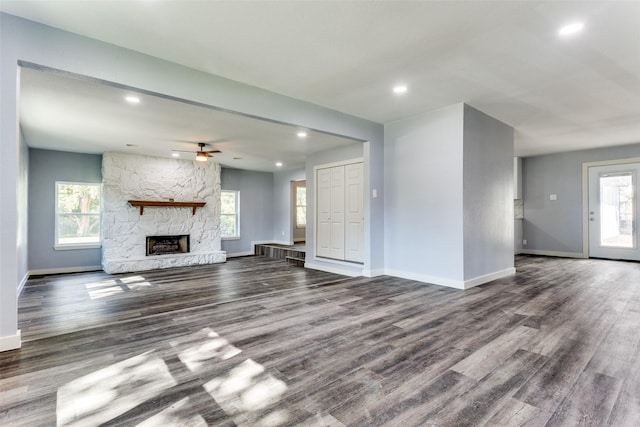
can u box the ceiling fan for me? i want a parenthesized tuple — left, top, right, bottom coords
(173, 142, 222, 162)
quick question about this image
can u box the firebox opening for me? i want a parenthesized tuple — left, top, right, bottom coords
(146, 235, 190, 256)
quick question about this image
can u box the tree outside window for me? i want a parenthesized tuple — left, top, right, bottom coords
(56, 182, 101, 248)
(296, 185, 306, 228)
(221, 190, 239, 239)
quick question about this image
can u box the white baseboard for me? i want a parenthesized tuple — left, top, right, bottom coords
(384, 269, 465, 289)
(384, 267, 516, 290)
(519, 249, 587, 259)
(226, 251, 254, 258)
(29, 265, 103, 276)
(0, 331, 21, 352)
(17, 272, 29, 297)
(304, 261, 362, 277)
(463, 267, 516, 289)
(363, 269, 385, 277)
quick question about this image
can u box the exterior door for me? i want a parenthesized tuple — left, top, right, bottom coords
(588, 163, 640, 261)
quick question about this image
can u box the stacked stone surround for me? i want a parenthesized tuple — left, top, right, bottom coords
(101, 152, 226, 274)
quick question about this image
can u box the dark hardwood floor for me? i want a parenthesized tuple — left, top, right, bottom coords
(1, 255, 640, 426)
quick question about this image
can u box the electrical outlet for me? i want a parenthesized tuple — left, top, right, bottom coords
(523, 239, 527, 245)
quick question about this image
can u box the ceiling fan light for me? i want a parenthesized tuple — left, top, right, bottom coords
(195, 152, 208, 162)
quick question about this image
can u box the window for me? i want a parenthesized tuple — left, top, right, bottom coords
(221, 190, 239, 239)
(295, 184, 306, 228)
(55, 182, 101, 249)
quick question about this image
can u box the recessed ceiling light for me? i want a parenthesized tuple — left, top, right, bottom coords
(125, 95, 140, 104)
(172, 153, 180, 157)
(275, 162, 283, 167)
(297, 131, 307, 138)
(559, 22, 584, 36)
(393, 84, 408, 95)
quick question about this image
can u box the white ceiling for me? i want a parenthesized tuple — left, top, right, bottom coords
(3, 0, 640, 161)
(19, 67, 360, 172)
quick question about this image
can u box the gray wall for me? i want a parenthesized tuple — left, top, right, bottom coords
(0, 13, 384, 345)
(522, 142, 640, 254)
(17, 128, 29, 290)
(462, 105, 514, 280)
(385, 103, 465, 282)
(385, 103, 514, 287)
(220, 168, 274, 256)
(273, 168, 306, 243)
(28, 149, 103, 271)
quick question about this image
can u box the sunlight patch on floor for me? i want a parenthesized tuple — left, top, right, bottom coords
(175, 328, 242, 371)
(56, 351, 177, 426)
(204, 359, 288, 415)
(85, 275, 152, 299)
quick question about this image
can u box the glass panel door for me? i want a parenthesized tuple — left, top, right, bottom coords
(588, 163, 639, 261)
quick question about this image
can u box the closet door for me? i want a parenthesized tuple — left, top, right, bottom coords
(345, 162, 364, 262)
(316, 168, 332, 258)
(329, 166, 345, 260)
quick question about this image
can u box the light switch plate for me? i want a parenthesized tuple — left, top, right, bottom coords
(550, 194, 557, 201)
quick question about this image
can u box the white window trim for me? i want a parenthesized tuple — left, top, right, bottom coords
(221, 189, 240, 240)
(294, 183, 307, 229)
(54, 181, 102, 250)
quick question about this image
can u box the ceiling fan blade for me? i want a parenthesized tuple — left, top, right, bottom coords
(203, 150, 222, 154)
(172, 149, 198, 153)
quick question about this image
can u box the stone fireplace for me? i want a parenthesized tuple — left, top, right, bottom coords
(146, 235, 190, 256)
(101, 152, 226, 274)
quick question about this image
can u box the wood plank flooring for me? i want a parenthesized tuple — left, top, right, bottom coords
(1, 255, 640, 426)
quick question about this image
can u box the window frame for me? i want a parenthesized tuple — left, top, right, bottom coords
(220, 189, 240, 240)
(295, 183, 307, 229)
(54, 181, 102, 250)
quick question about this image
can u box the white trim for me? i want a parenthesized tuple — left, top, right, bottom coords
(304, 261, 362, 277)
(313, 256, 363, 268)
(463, 267, 516, 289)
(312, 157, 364, 171)
(384, 269, 465, 289)
(29, 265, 103, 276)
(54, 243, 101, 250)
(0, 331, 21, 352)
(17, 273, 29, 297)
(519, 249, 587, 259)
(226, 251, 254, 258)
(582, 156, 640, 258)
(220, 189, 240, 239)
(55, 181, 102, 248)
(313, 158, 364, 264)
(383, 267, 516, 290)
(363, 269, 385, 277)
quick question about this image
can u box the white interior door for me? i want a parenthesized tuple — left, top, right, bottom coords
(316, 168, 331, 258)
(345, 162, 364, 263)
(329, 166, 345, 260)
(588, 163, 640, 261)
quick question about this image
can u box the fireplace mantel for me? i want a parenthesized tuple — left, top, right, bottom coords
(128, 200, 207, 215)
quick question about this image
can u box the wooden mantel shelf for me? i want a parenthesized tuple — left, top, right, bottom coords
(128, 200, 206, 215)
